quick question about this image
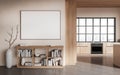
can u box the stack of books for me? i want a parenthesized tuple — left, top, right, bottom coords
(18, 49, 32, 57)
(50, 49, 62, 57)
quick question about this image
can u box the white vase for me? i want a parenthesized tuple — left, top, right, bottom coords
(6, 49, 12, 68)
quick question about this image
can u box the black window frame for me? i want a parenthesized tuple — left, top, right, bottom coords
(76, 17, 116, 43)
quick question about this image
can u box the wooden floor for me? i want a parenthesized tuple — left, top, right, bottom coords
(77, 54, 113, 67)
(0, 54, 120, 75)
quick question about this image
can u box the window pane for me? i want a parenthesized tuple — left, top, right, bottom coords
(94, 27, 100, 33)
(101, 19, 107, 26)
(94, 19, 100, 26)
(76, 17, 115, 42)
(87, 19, 92, 26)
(79, 34, 85, 41)
(108, 19, 114, 26)
(79, 19, 85, 25)
(108, 27, 114, 33)
(76, 34, 79, 42)
(79, 27, 85, 33)
(108, 34, 114, 42)
(94, 34, 100, 42)
(87, 27, 92, 33)
(76, 19, 78, 26)
(101, 34, 107, 42)
(101, 27, 107, 33)
(76, 27, 78, 33)
(87, 34, 92, 41)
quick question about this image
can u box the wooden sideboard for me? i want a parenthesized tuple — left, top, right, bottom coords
(16, 45, 63, 68)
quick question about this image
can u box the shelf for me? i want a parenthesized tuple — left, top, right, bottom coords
(48, 57, 62, 59)
(17, 66, 63, 68)
(18, 57, 32, 58)
(16, 45, 63, 68)
(34, 56, 47, 58)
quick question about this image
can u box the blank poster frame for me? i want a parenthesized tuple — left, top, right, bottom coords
(20, 10, 61, 40)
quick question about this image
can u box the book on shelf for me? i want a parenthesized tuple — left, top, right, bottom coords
(25, 62, 32, 66)
(40, 58, 47, 66)
(35, 56, 47, 66)
(47, 57, 63, 66)
(21, 58, 32, 66)
(50, 49, 62, 58)
(18, 49, 32, 57)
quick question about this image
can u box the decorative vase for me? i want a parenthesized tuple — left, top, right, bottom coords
(6, 49, 12, 68)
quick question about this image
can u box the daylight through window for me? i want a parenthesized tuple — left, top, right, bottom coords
(76, 17, 116, 42)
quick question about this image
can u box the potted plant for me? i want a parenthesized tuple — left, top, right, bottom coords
(5, 25, 19, 68)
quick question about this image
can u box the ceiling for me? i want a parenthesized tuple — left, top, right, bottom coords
(76, 0, 120, 7)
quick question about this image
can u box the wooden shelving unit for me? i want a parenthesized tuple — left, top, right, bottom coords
(16, 45, 63, 68)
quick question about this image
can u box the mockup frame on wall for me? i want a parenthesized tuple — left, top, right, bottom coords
(20, 10, 61, 40)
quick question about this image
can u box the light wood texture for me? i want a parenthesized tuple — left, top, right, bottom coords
(17, 66, 63, 68)
(104, 43, 113, 54)
(77, 43, 91, 55)
(16, 45, 63, 68)
(113, 44, 120, 67)
(78, 53, 113, 67)
(77, 43, 115, 55)
(103, 43, 113, 54)
(65, 0, 77, 65)
(76, 0, 120, 7)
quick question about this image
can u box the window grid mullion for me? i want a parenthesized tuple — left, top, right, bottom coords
(92, 18, 94, 42)
(76, 17, 115, 43)
(78, 18, 79, 42)
(100, 18, 101, 42)
(114, 18, 116, 42)
(107, 18, 108, 42)
(85, 18, 87, 42)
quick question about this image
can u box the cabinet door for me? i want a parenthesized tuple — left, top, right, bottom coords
(106, 47, 113, 54)
(77, 43, 91, 55)
(77, 46, 90, 56)
(105, 43, 113, 54)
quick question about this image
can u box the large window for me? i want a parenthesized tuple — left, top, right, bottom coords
(76, 17, 116, 42)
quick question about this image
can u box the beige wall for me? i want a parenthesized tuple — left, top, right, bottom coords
(77, 8, 120, 41)
(0, 0, 66, 66)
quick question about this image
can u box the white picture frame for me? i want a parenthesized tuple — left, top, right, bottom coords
(20, 10, 61, 40)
